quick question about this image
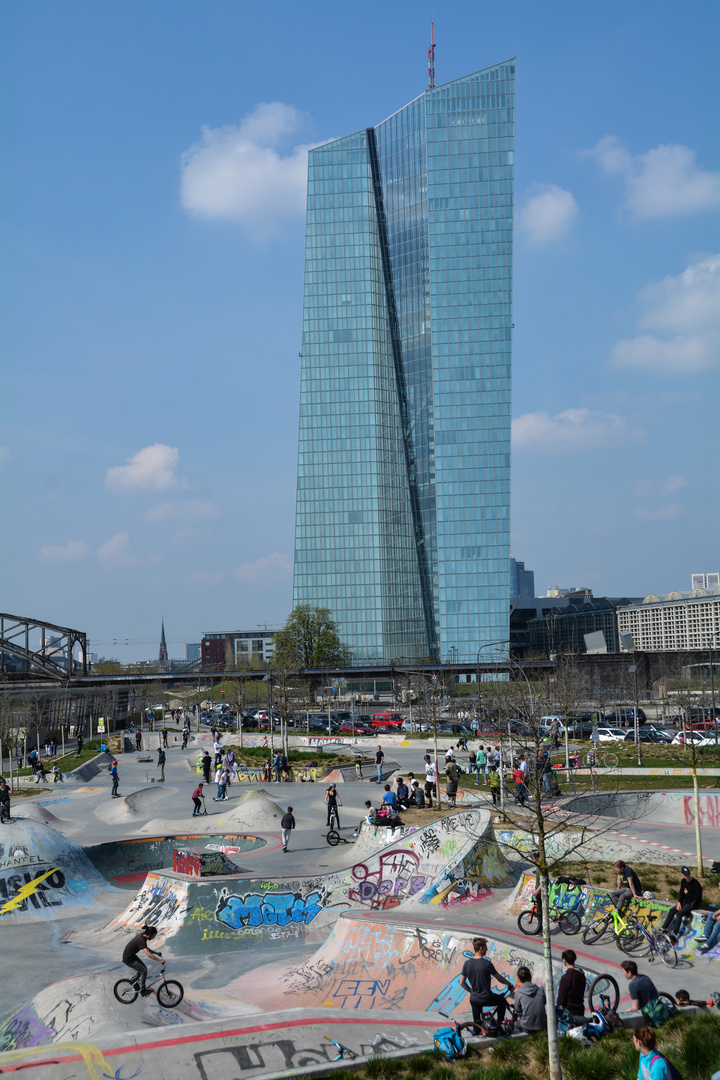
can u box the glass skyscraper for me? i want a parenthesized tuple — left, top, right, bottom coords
(293, 61, 514, 663)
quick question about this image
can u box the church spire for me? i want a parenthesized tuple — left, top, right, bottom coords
(159, 619, 168, 665)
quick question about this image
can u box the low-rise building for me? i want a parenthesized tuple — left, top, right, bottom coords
(201, 629, 276, 671)
(617, 590, 720, 652)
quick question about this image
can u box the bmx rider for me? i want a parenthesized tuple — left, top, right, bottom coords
(122, 924, 161, 995)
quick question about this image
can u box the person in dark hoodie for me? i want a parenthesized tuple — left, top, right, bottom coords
(556, 949, 586, 1022)
(513, 966, 547, 1033)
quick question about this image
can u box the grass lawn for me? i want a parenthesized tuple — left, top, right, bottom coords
(322, 1010, 720, 1080)
(2, 738, 115, 780)
(223, 744, 360, 767)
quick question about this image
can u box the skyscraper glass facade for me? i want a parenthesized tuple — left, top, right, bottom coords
(293, 61, 514, 663)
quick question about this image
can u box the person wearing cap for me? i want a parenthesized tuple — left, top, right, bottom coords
(110, 759, 120, 798)
(191, 783, 204, 815)
(661, 866, 702, 941)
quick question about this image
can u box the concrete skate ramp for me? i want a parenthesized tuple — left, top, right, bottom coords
(0, 821, 118, 919)
(93, 784, 173, 825)
(102, 808, 509, 956)
(206, 788, 286, 830)
(564, 789, 720, 827)
(84, 833, 267, 888)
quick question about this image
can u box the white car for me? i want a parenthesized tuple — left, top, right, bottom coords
(595, 727, 626, 742)
(671, 732, 705, 746)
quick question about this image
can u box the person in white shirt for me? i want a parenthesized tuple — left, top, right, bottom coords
(424, 755, 438, 808)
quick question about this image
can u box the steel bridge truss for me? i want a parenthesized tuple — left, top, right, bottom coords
(0, 613, 88, 680)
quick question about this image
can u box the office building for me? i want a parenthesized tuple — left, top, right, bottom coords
(692, 572, 720, 591)
(510, 558, 535, 599)
(617, 590, 720, 652)
(292, 61, 515, 663)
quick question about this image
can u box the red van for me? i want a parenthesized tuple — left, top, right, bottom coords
(371, 712, 404, 731)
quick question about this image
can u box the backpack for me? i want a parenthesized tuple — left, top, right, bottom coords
(432, 1026, 467, 1061)
(642, 997, 678, 1027)
(649, 1053, 683, 1080)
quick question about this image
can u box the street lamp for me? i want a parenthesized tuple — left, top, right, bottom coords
(708, 632, 719, 747)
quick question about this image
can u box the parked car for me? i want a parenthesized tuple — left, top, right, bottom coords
(625, 728, 671, 743)
(671, 731, 706, 746)
(643, 726, 673, 742)
(595, 727, 626, 742)
(339, 720, 373, 735)
(604, 708, 647, 726)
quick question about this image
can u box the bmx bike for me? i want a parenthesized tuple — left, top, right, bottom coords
(113, 959, 184, 1009)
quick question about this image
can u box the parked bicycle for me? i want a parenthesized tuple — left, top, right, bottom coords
(582, 899, 642, 950)
(616, 911, 677, 967)
(113, 959, 183, 1008)
(583, 749, 618, 769)
(517, 899, 581, 936)
(323, 1035, 356, 1061)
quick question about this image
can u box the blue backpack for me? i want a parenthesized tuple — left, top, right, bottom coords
(649, 1053, 683, 1080)
(432, 1026, 467, 1061)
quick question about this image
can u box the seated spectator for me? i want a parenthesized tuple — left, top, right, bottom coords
(513, 966, 547, 1033)
(662, 866, 702, 941)
(698, 909, 720, 954)
(620, 960, 658, 1011)
(556, 949, 586, 1022)
(411, 781, 426, 808)
(382, 784, 398, 812)
(395, 777, 411, 809)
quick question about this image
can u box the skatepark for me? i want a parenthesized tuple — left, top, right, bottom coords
(1, 731, 719, 1079)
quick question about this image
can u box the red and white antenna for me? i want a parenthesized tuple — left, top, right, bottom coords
(427, 22, 436, 90)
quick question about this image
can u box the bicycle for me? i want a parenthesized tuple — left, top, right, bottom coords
(587, 973, 620, 1013)
(323, 1035, 355, 1061)
(617, 912, 677, 967)
(583, 749, 618, 769)
(582, 900, 642, 950)
(518, 900, 582, 937)
(113, 959, 184, 1008)
(326, 826, 354, 846)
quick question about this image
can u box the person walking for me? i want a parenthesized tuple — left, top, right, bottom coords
(76, 733, 84, 758)
(156, 746, 166, 782)
(632, 1028, 676, 1080)
(325, 784, 342, 827)
(512, 761, 527, 805)
(110, 760, 120, 798)
(476, 745, 487, 783)
(162, 727, 169, 749)
(273, 752, 283, 783)
(281, 806, 295, 852)
(424, 754, 437, 808)
(135, 729, 142, 752)
(215, 764, 227, 801)
(488, 765, 500, 806)
(192, 783, 204, 815)
(0, 778, 11, 823)
(202, 751, 212, 784)
(181, 726, 189, 750)
(459, 937, 514, 1025)
(374, 745, 384, 783)
(213, 739, 223, 768)
(445, 756, 460, 808)
(662, 866, 702, 942)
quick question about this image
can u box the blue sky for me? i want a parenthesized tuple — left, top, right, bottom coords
(1, 1, 718, 661)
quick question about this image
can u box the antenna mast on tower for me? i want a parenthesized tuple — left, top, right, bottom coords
(427, 22, 436, 90)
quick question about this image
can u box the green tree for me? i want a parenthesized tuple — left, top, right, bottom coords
(272, 605, 352, 670)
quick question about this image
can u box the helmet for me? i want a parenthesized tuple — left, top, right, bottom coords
(643, 891, 655, 900)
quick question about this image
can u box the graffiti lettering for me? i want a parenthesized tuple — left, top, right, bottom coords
(215, 889, 324, 930)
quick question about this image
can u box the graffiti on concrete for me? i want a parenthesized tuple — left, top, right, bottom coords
(215, 888, 325, 932)
(683, 794, 720, 827)
(0, 868, 65, 915)
(350, 850, 426, 911)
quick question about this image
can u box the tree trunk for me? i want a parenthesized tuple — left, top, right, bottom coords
(540, 870, 562, 1080)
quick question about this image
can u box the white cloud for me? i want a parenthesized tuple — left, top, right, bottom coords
(233, 552, 292, 586)
(512, 408, 641, 452)
(40, 540, 89, 562)
(585, 136, 720, 219)
(105, 444, 188, 494)
(180, 102, 313, 239)
(517, 184, 578, 246)
(97, 533, 141, 567)
(145, 499, 218, 522)
(635, 503, 683, 522)
(634, 475, 689, 499)
(184, 570, 224, 587)
(609, 254, 719, 374)
(0, 446, 10, 462)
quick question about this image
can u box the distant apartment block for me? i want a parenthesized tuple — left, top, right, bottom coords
(617, 590, 720, 652)
(201, 630, 276, 671)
